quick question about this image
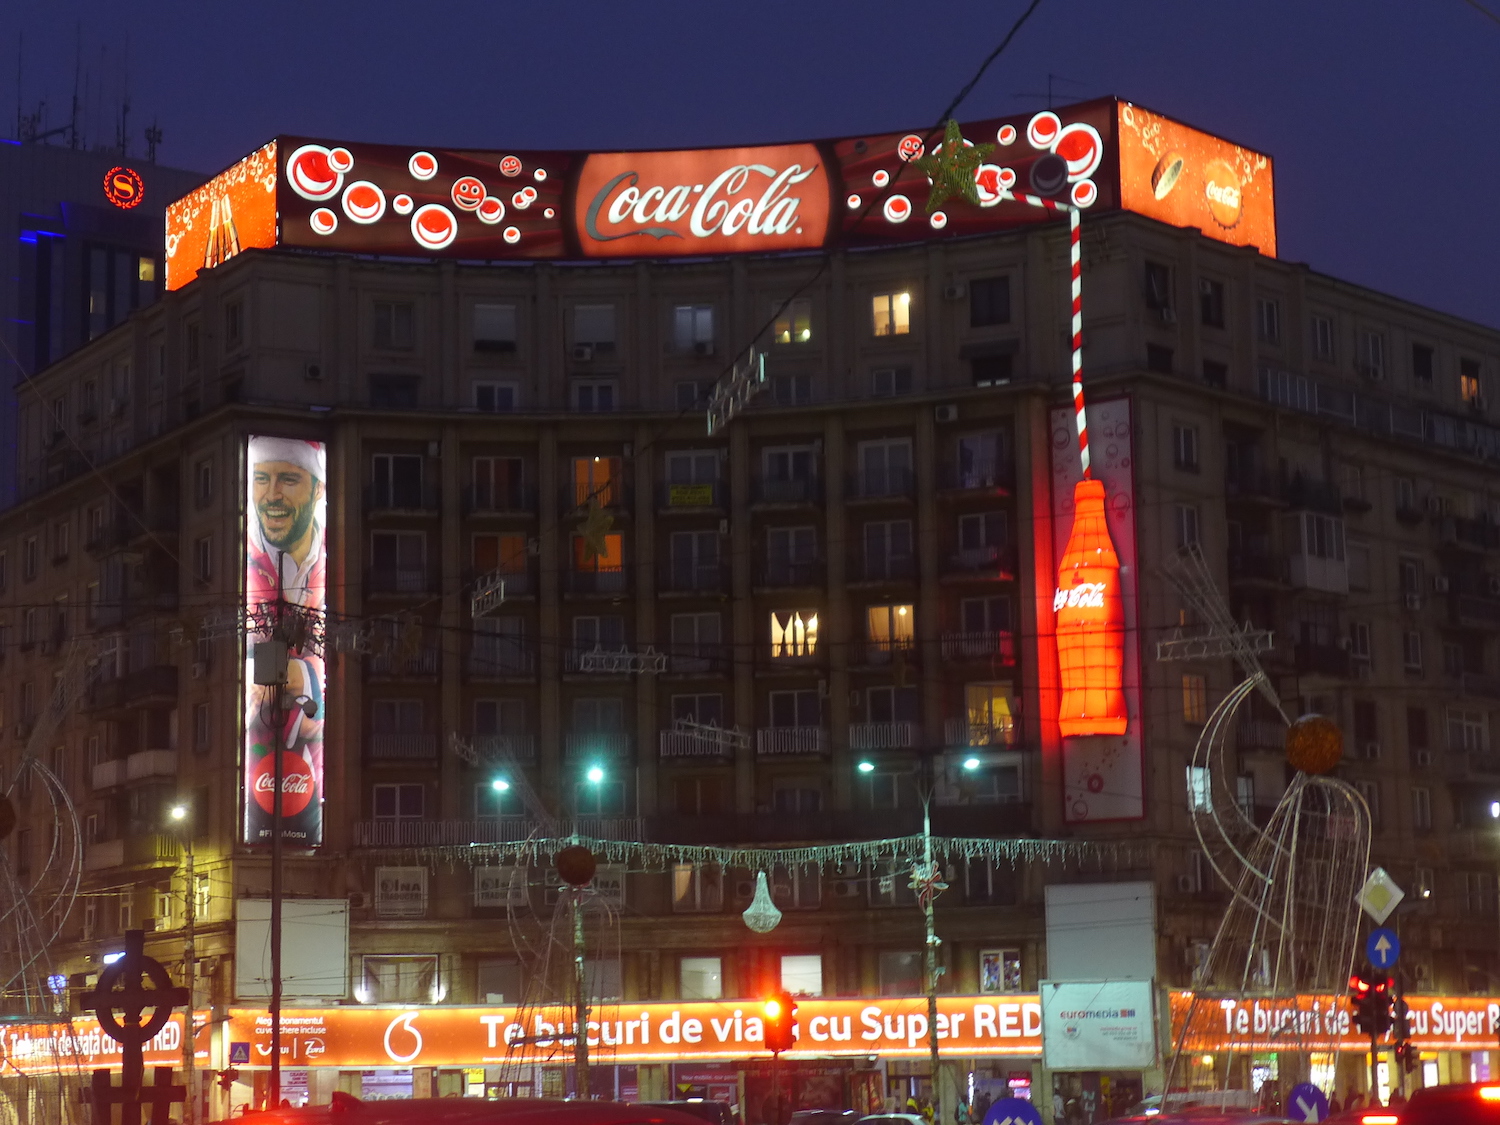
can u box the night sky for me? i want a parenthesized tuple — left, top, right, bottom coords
(5, 0, 1496, 328)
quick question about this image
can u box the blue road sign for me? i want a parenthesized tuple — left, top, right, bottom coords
(229, 1041, 251, 1065)
(1366, 927, 1401, 970)
(982, 1098, 1044, 1125)
(1287, 1083, 1328, 1122)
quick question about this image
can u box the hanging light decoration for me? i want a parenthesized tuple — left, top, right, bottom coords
(742, 871, 782, 933)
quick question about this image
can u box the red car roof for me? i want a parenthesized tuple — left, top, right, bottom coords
(229, 1098, 718, 1125)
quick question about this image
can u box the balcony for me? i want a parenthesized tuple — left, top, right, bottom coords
(1236, 720, 1287, 752)
(353, 816, 646, 847)
(941, 631, 1015, 663)
(1461, 672, 1500, 701)
(365, 479, 440, 514)
(564, 731, 634, 759)
(368, 733, 438, 761)
(756, 727, 828, 756)
(368, 567, 430, 595)
(367, 648, 440, 678)
(91, 759, 124, 790)
(561, 482, 633, 512)
(564, 566, 629, 595)
(1440, 516, 1500, 551)
(1287, 554, 1348, 595)
(466, 648, 537, 678)
(1445, 751, 1500, 782)
(1293, 642, 1351, 678)
(752, 476, 820, 507)
(847, 467, 914, 502)
(1227, 552, 1284, 587)
(942, 545, 1017, 581)
(863, 638, 916, 667)
(854, 556, 916, 583)
(657, 482, 727, 512)
(88, 665, 179, 715)
(849, 721, 919, 750)
(462, 483, 536, 515)
(83, 834, 178, 872)
(471, 733, 537, 764)
(125, 749, 178, 782)
(756, 559, 825, 589)
(668, 645, 732, 676)
(1452, 594, 1500, 630)
(938, 461, 1013, 493)
(944, 718, 1016, 748)
(660, 729, 736, 759)
(1283, 475, 1342, 515)
(660, 561, 727, 594)
(465, 564, 535, 600)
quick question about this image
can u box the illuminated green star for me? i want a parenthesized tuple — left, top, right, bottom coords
(912, 119, 994, 212)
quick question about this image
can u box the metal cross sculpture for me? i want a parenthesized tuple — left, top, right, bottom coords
(82, 929, 189, 1125)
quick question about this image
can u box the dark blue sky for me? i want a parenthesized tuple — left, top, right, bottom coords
(6, 0, 1497, 327)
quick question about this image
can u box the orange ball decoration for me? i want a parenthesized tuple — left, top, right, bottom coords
(555, 845, 597, 887)
(1285, 714, 1344, 775)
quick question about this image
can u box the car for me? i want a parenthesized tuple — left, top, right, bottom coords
(788, 1111, 857, 1125)
(1384, 1082, 1500, 1123)
(854, 1115, 928, 1125)
(638, 1102, 736, 1125)
(224, 1096, 719, 1125)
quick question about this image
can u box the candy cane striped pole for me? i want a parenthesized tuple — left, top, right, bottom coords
(1014, 192, 1089, 479)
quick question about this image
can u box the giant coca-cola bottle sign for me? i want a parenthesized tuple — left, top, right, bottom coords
(574, 144, 830, 257)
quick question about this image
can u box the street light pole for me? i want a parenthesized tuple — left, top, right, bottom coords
(172, 804, 196, 1125)
(921, 788, 942, 1125)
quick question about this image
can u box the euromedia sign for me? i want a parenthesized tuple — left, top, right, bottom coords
(165, 97, 1277, 290)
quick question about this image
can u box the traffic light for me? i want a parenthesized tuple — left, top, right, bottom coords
(763, 990, 797, 1054)
(1395, 1039, 1417, 1075)
(1392, 991, 1415, 1073)
(217, 1067, 240, 1091)
(1349, 966, 1394, 1037)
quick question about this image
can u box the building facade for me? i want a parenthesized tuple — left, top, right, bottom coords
(5, 128, 1500, 1122)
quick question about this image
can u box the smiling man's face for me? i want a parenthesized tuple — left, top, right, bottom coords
(253, 460, 322, 555)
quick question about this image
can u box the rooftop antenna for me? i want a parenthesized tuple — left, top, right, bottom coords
(118, 34, 130, 157)
(145, 121, 162, 163)
(69, 23, 80, 149)
(13, 32, 20, 142)
(1013, 72, 1089, 109)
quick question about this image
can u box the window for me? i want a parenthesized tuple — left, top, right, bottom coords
(871, 367, 913, 397)
(472, 456, 525, 511)
(1448, 708, 1488, 753)
(969, 276, 1010, 327)
(772, 373, 813, 405)
(680, 956, 723, 1000)
(1312, 315, 1335, 360)
(194, 702, 211, 752)
(572, 380, 617, 412)
(964, 683, 1015, 745)
(1294, 512, 1345, 560)
(1407, 706, 1429, 752)
(373, 301, 415, 349)
(773, 297, 812, 344)
(859, 438, 913, 496)
(474, 697, 525, 740)
(672, 863, 723, 912)
(473, 303, 517, 352)
(572, 614, 626, 657)
(673, 305, 714, 353)
(1175, 504, 1201, 550)
(674, 776, 726, 815)
(574, 777, 627, 816)
(224, 300, 243, 349)
(766, 526, 817, 582)
(371, 530, 426, 591)
(475, 779, 521, 818)
(980, 949, 1024, 993)
(119, 896, 133, 932)
(865, 685, 917, 725)
(1355, 780, 1381, 827)
(960, 596, 1011, 636)
(572, 696, 625, 734)
(572, 456, 622, 507)
(971, 353, 1013, 386)
(666, 450, 719, 487)
(1444, 641, 1465, 677)
(671, 693, 725, 729)
(477, 956, 524, 1003)
(768, 689, 819, 728)
(1461, 360, 1484, 410)
(1348, 541, 1371, 591)
(1398, 556, 1422, 597)
(871, 292, 911, 337)
(669, 531, 720, 588)
(474, 381, 518, 412)
(22, 537, 37, 581)
(572, 304, 616, 352)
(1349, 622, 1372, 669)
(865, 604, 914, 659)
(1186, 765, 1211, 811)
(185, 321, 201, 369)
(769, 610, 819, 659)
(195, 872, 211, 918)
(194, 536, 214, 583)
(1357, 330, 1385, 379)
(860, 771, 903, 810)
(1202, 359, 1228, 388)
(362, 955, 437, 1003)
(372, 699, 425, 736)
(572, 531, 623, 575)
(472, 532, 527, 578)
(1144, 261, 1172, 309)
(773, 784, 822, 814)
(878, 951, 923, 996)
(1412, 787, 1432, 831)
(369, 374, 419, 408)
(1412, 342, 1434, 383)
(670, 614, 722, 673)
(372, 783, 423, 822)
(1198, 279, 1224, 327)
(1182, 675, 1207, 724)
(958, 511, 1008, 556)
(863, 520, 913, 581)
(956, 432, 1006, 488)
(780, 953, 823, 996)
(194, 458, 214, 506)
(52, 520, 70, 562)
(1146, 344, 1174, 374)
(675, 380, 703, 409)
(1172, 424, 1199, 471)
(1255, 298, 1281, 343)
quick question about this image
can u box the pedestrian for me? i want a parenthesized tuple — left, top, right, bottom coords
(954, 1098, 969, 1125)
(1346, 1088, 1364, 1110)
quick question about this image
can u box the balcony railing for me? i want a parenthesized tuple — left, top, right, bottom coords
(1283, 474, 1342, 515)
(565, 566, 629, 595)
(354, 816, 646, 847)
(83, 834, 178, 872)
(756, 559, 824, 587)
(1224, 468, 1280, 504)
(864, 638, 916, 666)
(366, 480, 440, 513)
(466, 648, 537, 678)
(88, 664, 180, 713)
(1453, 594, 1500, 630)
(944, 718, 1016, 748)
(657, 482, 727, 511)
(1445, 751, 1500, 781)
(1293, 642, 1351, 678)
(938, 461, 1013, 492)
(126, 749, 177, 781)
(756, 727, 828, 756)
(1236, 720, 1287, 752)
(1461, 672, 1500, 700)
(91, 759, 123, 790)
(369, 733, 438, 761)
(847, 467, 914, 501)
(669, 646, 732, 676)
(944, 545, 1016, 578)
(753, 477, 820, 506)
(368, 568, 429, 595)
(562, 482, 633, 511)
(660, 730, 736, 759)
(471, 733, 537, 763)
(1228, 552, 1283, 585)
(1441, 516, 1500, 550)
(660, 561, 727, 593)
(463, 483, 536, 514)
(856, 555, 916, 583)
(564, 731, 634, 759)
(367, 648, 440, 677)
(849, 721, 919, 750)
(941, 631, 1015, 663)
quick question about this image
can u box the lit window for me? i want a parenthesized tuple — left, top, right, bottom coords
(872, 292, 911, 337)
(1182, 674, 1207, 724)
(572, 533, 623, 573)
(770, 610, 819, 658)
(1461, 362, 1484, 411)
(865, 604, 914, 657)
(964, 683, 1015, 746)
(680, 956, 723, 999)
(573, 456, 621, 506)
(672, 863, 723, 913)
(780, 953, 823, 996)
(1186, 765, 1211, 811)
(773, 298, 811, 344)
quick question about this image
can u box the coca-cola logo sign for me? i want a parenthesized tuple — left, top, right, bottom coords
(250, 752, 316, 816)
(575, 143, 829, 257)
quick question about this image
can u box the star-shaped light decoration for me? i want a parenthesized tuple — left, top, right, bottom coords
(912, 119, 994, 213)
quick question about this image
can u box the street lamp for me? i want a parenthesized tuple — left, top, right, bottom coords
(585, 765, 605, 784)
(962, 757, 981, 771)
(491, 778, 511, 793)
(169, 801, 197, 1125)
(857, 760, 876, 774)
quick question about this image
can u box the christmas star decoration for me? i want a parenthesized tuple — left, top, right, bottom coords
(912, 119, 994, 213)
(580, 498, 615, 561)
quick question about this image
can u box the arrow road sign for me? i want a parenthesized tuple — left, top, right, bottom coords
(1287, 1082, 1328, 1122)
(1366, 927, 1401, 970)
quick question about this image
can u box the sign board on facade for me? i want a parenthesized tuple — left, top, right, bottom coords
(1170, 990, 1500, 1052)
(1040, 980, 1156, 1070)
(164, 100, 1276, 290)
(234, 899, 349, 1000)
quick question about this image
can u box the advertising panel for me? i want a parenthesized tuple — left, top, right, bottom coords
(1041, 980, 1156, 1070)
(0, 1013, 210, 1076)
(164, 140, 279, 291)
(209, 996, 1044, 1068)
(243, 436, 327, 847)
(1047, 399, 1144, 822)
(1172, 991, 1500, 1053)
(1117, 102, 1276, 256)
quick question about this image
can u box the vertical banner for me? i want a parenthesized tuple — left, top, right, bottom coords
(1048, 399, 1143, 822)
(243, 437, 328, 847)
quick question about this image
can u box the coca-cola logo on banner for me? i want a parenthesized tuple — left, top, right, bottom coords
(251, 752, 316, 816)
(574, 143, 829, 257)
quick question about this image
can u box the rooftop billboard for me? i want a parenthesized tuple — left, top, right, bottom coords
(165, 99, 1274, 290)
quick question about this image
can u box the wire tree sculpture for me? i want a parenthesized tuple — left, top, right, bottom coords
(1160, 546, 1372, 1108)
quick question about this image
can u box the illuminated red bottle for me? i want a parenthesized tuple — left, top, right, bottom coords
(1054, 477, 1128, 736)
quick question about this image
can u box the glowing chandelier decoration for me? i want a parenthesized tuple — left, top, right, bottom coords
(741, 871, 782, 933)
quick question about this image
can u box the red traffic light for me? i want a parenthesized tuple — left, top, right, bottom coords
(763, 990, 797, 1054)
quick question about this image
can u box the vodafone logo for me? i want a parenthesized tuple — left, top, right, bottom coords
(104, 167, 144, 209)
(250, 753, 315, 816)
(383, 1012, 423, 1064)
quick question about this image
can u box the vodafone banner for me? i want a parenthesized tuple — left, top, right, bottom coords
(1172, 992, 1500, 1053)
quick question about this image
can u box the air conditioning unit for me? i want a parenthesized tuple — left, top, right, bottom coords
(191, 661, 208, 680)
(733, 880, 754, 902)
(942, 283, 966, 301)
(1363, 741, 1382, 760)
(1403, 592, 1423, 611)
(934, 404, 959, 423)
(1433, 575, 1451, 594)
(1175, 874, 1198, 894)
(1158, 307, 1178, 325)
(347, 891, 370, 909)
(1414, 749, 1434, 769)
(831, 879, 862, 899)
(303, 362, 323, 381)
(693, 341, 715, 358)
(572, 344, 595, 363)
(526, 537, 540, 556)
